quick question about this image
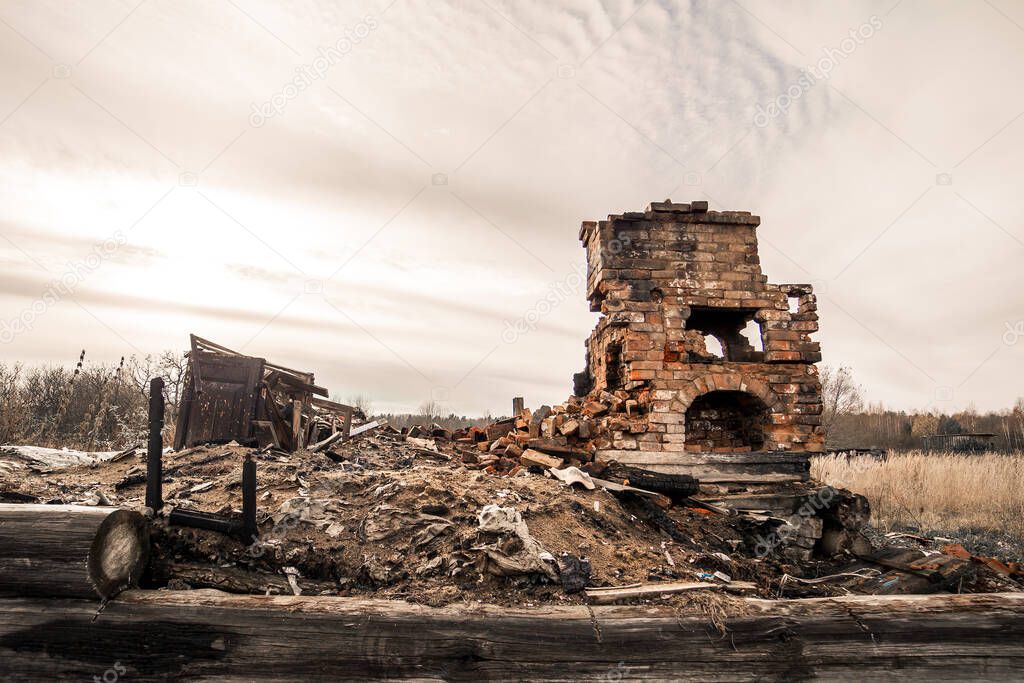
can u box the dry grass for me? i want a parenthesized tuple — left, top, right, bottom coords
(812, 451, 1024, 539)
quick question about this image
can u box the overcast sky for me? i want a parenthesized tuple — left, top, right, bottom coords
(1, 0, 1022, 415)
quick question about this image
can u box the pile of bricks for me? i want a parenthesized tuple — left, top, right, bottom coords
(450, 394, 633, 476)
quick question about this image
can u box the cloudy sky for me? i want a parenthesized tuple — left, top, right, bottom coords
(1, 0, 1022, 415)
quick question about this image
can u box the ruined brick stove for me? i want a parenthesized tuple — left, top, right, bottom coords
(575, 200, 824, 485)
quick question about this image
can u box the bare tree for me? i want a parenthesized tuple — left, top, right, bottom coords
(820, 365, 864, 441)
(158, 350, 189, 420)
(347, 394, 373, 418)
(418, 399, 441, 420)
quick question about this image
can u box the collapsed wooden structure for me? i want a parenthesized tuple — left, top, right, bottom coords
(174, 335, 358, 452)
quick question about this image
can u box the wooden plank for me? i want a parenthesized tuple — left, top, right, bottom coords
(291, 398, 303, 451)
(694, 491, 808, 515)
(585, 581, 758, 603)
(309, 431, 343, 453)
(341, 405, 353, 439)
(309, 396, 355, 413)
(640, 466, 807, 484)
(348, 420, 384, 438)
(0, 591, 1022, 680)
(599, 449, 810, 483)
(173, 366, 195, 451)
(600, 450, 811, 466)
(183, 353, 264, 448)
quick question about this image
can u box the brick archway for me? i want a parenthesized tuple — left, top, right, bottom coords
(677, 373, 780, 414)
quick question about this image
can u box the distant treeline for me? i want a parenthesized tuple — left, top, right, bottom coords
(828, 405, 1024, 452)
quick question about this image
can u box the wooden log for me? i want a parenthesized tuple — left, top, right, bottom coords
(0, 504, 150, 600)
(0, 591, 1022, 680)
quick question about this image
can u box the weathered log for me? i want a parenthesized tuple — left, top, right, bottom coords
(0, 591, 1022, 680)
(0, 504, 149, 600)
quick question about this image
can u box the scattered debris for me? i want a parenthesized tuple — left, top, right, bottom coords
(550, 466, 596, 490)
(557, 553, 592, 594)
(474, 505, 558, 581)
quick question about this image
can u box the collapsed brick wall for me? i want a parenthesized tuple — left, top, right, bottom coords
(573, 200, 825, 476)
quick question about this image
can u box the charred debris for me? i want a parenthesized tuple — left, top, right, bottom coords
(6, 201, 1023, 605)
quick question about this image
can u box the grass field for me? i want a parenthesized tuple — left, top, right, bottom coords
(812, 451, 1024, 541)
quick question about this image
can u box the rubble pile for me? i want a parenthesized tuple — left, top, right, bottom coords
(435, 392, 648, 478)
(3, 429, 1022, 607)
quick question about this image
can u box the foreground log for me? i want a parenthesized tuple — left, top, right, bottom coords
(0, 590, 1022, 680)
(0, 504, 149, 599)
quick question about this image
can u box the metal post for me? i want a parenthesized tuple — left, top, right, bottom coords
(146, 377, 165, 512)
(242, 454, 257, 543)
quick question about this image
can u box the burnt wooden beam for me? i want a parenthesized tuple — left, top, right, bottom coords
(145, 377, 164, 512)
(241, 455, 257, 543)
(167, 509, 241, 537)
(0, 591, 1022, 680)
